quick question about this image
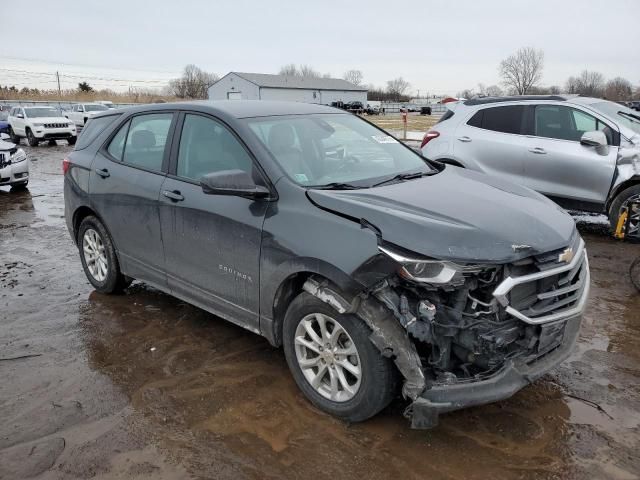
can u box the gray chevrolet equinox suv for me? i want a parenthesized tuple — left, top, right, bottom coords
(64, 101, 589, 428)
(421, 95, 640, 239)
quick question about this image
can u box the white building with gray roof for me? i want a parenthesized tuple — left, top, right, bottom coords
(208, 72, 367, 105)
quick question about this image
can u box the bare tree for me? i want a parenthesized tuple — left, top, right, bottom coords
(279, 64, 298, 76)
(299, 65, 321, 78)
(343, 70, 363, 86)
(575, 70, 605, 97)
(485, 85, 503, 96)
(547, 85, 561, 94)
(604, 77, 633, 101)
(386, 77, 410, 100)
(565, 76, 580, 94)
(456, 88, 475, 99)
(169, 64, 218, 99)
(499, 47, 544, 95)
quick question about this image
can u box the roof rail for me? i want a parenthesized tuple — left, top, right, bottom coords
(464, 95, 567, 106)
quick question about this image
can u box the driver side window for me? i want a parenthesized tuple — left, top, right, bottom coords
(176, 114, 254, 182)
(534, 105, 613, 145)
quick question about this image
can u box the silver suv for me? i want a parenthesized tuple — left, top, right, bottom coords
(421, 95, 640, 237)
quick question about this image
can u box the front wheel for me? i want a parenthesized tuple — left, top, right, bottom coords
(8, 127, 20, 144)
(26, 129, 39, 147)
(67, 136, 77, 145)
(609, 184, 640, 239)
(78, 216, 132, 293)
(283, 292, 397, 423)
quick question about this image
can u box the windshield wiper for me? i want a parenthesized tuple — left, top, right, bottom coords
(309, 182, 367, 190)
(371, 170, 434, 187)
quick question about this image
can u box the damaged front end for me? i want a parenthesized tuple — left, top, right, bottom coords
(304, 235, 589, 429)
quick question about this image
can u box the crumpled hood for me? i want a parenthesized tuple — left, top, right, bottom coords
(307, 167, 576, 263)
(0, 138, 16, 150)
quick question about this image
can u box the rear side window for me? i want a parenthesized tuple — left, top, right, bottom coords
(106, 113, 173, 171)
(469, 106, 526, 134)
(75, 114, 120, 150)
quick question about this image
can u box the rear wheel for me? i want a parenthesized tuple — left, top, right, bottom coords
(78, 216, 132, 293)
(26, 129, 39, 147)
(283, 292, 397, 423)
(609, 184, 640, 239)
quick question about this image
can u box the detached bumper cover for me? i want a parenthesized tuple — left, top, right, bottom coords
(409, 313, 582, 429)
(0, 160, 29, 185)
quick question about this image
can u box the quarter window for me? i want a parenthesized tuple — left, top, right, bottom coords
(176, 114, 254, 181)
(76, 114, 120, 150)
(467, 106, 526, 134)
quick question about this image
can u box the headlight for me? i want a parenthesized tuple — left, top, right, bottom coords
(33, 122, 44, 127)
(10, 148, 27, 163)
(378, 244, 484, 285)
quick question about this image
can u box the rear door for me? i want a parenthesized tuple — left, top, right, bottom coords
(454, 104, 528, 185)
(89, 111, 176, 288)
(158, 112, 268, 332)
(523, 104, 618, 205)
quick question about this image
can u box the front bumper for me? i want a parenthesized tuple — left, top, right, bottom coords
(32, 127, 77, 140)
(0, 160, 29, 186)
(409, 310, 583, 428)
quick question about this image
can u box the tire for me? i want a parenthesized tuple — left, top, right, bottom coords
(83, 117, 88, 126)
(67, 136, 77, 146)
(282, 292, 397, 423)
(608, 184, 640, 237)
(8, 127, 20, 145)
(48, 139, 57, 146)
(26, 129, 39, 147)
(77, 215, 132, 294)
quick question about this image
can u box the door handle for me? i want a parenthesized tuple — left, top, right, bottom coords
(162, 190, 184, 202)
(457, 136, 472, 143)
(529, 147, 547, 154)
(95, 168, 110, 178)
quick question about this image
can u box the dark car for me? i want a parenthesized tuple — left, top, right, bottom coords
(64, 101, 589, 428)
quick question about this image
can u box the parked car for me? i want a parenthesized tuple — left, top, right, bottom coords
(0, 133, 29, 189)
(345, 101, 365, 114)
(8, 106, 77, 146)
(421, 95, 640, 237)
(365, 104, 379, 115)
(64, 101, 588, 428)
(629, 101, 640, 112)
(0, 110, 10, 134)
(65, 103, 110, 126)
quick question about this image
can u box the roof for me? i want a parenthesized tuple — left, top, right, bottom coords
(93, 100, 345, 120)
(220, 72, 367, 92)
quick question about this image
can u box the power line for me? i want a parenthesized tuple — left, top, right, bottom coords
(0, 68, 171, 85)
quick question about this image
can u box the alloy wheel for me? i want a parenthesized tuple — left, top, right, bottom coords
(294, 313, 362, 402)
(82, 228, 108, 282)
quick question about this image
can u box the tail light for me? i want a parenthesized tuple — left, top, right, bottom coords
(62, 157, 71, 175)
(420, 131, 440, 149)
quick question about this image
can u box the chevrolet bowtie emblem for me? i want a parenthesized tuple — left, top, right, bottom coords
(558, 247, 574, 263)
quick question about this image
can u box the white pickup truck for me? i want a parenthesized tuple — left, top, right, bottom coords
(64, 103, 110, 127)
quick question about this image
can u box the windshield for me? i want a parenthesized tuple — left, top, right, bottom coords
(245, 113, 433, 188)
(24, 108, 59, 118)
(84, 104, 109, 112)
(591, 101, 640, 135)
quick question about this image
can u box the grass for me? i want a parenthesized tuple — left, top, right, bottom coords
(364, 113, 440, 133)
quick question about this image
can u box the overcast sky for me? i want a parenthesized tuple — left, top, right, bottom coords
(2, 0, 639, 95)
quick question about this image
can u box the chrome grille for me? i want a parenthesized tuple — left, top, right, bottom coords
(44, 123, 68, 128)
(493, 239, 589, 325)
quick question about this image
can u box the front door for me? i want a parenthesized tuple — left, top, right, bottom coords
(159, 112, 268, 332)
(89, 112, 175, 288)
(523, 104, 618, 205)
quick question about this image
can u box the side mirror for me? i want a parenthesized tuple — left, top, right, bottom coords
(580, 131, 609, 155)
(17, 113, 24, 119)
(200, 169, 270, 199)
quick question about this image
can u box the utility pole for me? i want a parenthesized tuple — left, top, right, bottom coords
(56, 71, 61, 98)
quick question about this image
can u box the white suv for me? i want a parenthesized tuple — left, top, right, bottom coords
(64, 103, 110, 126)
(8, 106, 77, 147)
(421, 95, 640, 235)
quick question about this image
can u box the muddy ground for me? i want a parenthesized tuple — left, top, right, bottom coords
(1, 143, 639, 480)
